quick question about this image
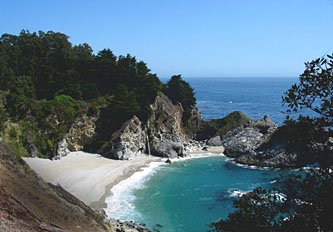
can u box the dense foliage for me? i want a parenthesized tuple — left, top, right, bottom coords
(282, 54, 333, 130)
(164, 75, 196, 123)
(195, 111, 250, 140)
(0, 30, 199, 158)
(0, 30, 173, 158)
(0, 30, 163, 117)
(281, 54, 333, 165)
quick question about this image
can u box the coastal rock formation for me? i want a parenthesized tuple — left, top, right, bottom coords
(109, 219, 151, 232)
(148, 92, 188, 158)
(208, 115, 278, 156)
(56, 113, 98, 158)
(97, 92, 190, 159)
(101, 116, 146, 160)
(196, 111, 251, 141)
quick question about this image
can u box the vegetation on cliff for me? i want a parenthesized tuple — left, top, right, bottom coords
(163, 74, 196, 123)
(195, 111, 251, 140)
(0, 30, 197, 159)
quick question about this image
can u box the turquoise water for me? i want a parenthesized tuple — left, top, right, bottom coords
(107, 156, 284, 232)
(105, 77, 306, 231)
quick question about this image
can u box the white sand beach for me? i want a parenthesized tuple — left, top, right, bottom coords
(23, 147, 225, 212)
(23, 152, 161, 210)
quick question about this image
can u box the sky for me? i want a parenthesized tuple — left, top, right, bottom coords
(1, 0, 333, 78)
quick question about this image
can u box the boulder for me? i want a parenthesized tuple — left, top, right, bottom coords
(207, 136, 222, 146)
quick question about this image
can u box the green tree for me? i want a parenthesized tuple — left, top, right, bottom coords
(282, 54, 333, 164)
(6, 75, 36, 117)
(282, 54, 333, 130)
(164, 75, 196, 122)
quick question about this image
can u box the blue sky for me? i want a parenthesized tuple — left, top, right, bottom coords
(1, 0, 333, 78)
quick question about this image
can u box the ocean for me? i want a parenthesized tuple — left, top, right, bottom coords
(105, 77, 301, 231)
(187, 77, 299, 125)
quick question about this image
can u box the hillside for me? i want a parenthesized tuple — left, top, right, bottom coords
(0, 141, 149, 232)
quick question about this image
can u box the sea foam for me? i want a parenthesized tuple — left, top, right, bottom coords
(104, 153, 225, 221)
(105, 161, 167, 221)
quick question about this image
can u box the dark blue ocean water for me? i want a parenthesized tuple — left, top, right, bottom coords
(105, 77, 301, 231)
(184, 77, 299, 125)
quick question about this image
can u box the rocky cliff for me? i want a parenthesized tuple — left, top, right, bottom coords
(57, 92, 192, 160)
(100, 116, 147, 160)
(56, 113, 99, 159)
(147, 92, 188, 158)
(102, 92, 190, 159)
(207, 114, 333, 168)
(211, 115, 278, 157)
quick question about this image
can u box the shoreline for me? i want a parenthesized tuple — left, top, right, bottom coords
(23, 152, 161, 211)
(23, 148, 226, 212)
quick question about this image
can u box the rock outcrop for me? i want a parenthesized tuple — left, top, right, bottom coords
(56, 113, 98, 158)
(211, 114, 333, 168)
(208, 115, 278, 155)
(96, 92, 190, 159)
(147, 92, 188, 158)
(205, 115, 302, 167)
(100, 116, 147, 160)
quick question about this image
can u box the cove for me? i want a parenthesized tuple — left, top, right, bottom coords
(106, 155, 285, 232)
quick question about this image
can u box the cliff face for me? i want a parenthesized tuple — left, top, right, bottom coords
(100, 92, 189, 159)
(147, 92, 188, 158)
(216, 115, 278, 157)
(55, 92, 191, 160)
(205, 115, 298, 167)
(209, 114, 333, 168)
(100, 116, 146, 160)
(56, 113, 99, 159)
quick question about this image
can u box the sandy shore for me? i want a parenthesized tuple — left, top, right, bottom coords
(23, 147, 225, 212)
(23, 152, 161, 211)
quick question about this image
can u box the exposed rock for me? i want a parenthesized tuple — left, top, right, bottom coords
(24, 133, 38, 157)
(148, 92, 188, 158)
(195, 111, 251, 140)
(100, 116, 146, 160)
(183, 139, 205, 152)
(218, 114, 333, 168)
(184, 107, 204, 137)
(151, 141, 184, 158)
(234, 148, 298, 168)
(207, 136, 222, 146)
(56, 114, 98, 158)
(220, 115, 278, 158)
(109, 219, 151, 232)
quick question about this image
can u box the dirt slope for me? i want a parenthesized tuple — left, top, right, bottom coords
(0, 141, 149, 232)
